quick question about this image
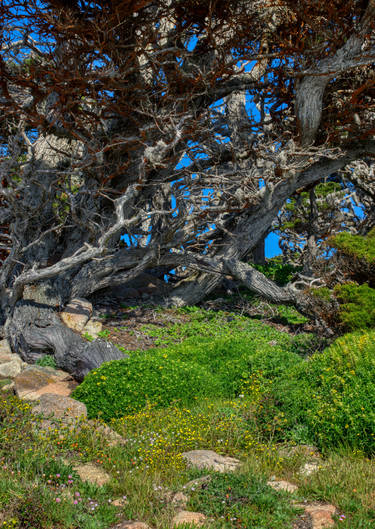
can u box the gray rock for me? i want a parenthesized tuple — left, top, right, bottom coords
(15, 365, 68, 400)
(0, 339, 11, 355)
(73, 462, 110, 486)
(267, 479, 298, 493)
(0, 360, 23, 379)
(31, 393, 87, 422)
(181, 450, 240, 472)
(171, 511, 207, 527)
(60, 298, 93, 332)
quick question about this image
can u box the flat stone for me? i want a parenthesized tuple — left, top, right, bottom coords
(112, 522, 151, 529)
(14, 366, 71, 400)
(15, 366, 59, 399)
(112, 497, 129, 507)
(182, 450, 240, 472)
(0, 340, 11, 355)
(304, 504, 336, 529)
(300, 462, 320, 476)
(73, 462, 110, 487)
(267, 480, 298, 493)
(60, 298, 93, 332)
(172, 511, 207, 527)
(0, 360, 22, 379)
(48, 368, 74, 382)
(28, 379, 78, 400)
(0, 351, 22, 364)
(31, 393, 87, 424)
(82, 319, 103, 340)
(171, 492, 189, 508)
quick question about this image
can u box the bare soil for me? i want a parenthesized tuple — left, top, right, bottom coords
(90, 293, 309, 353)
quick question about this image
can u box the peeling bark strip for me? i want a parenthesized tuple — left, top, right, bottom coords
(1, 2, 375, 357)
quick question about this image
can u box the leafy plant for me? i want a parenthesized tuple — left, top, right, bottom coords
(330, 228, 375, 265)
(72, 351, 220, 420)
(97, 329, 111, 339)
(189, 472, 297, 528)
(272, 330, 375, 453)
(334, 283, 375, 331)
(36, 355, 57, 369)
(254, 257, 300, 286)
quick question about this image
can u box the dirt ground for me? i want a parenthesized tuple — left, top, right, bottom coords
(90, 294, 312, 352)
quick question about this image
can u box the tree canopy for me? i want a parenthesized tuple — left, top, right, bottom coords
(1, 1, 375, 363)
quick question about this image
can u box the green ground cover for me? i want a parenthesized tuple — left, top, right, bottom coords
(1, 305, 375, 528)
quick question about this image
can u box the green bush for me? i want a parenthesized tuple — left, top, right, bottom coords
(254, 256, 300, 286)
(330, 228, 375, 264)
(273, 331, 375, 453)
(73, 317, 304, 420)
(72, 350, 221, 420)
(334, 282, 375, 331)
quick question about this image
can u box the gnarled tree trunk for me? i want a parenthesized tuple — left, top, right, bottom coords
(5, 281, 126, 381)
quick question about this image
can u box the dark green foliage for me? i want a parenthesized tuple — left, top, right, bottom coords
(189, 472, 297, 528)
(330, 228, 375, 265)
(253, 256, 300, 286)
(289, 333, 329, 356)
(73, 314, 304, 420)
(334, 283, 375, 331)
(36, 355, 57, 369)
(266, 331, 375, 453)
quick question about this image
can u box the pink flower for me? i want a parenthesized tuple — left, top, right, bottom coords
(55, 498, 61, 503)
(73, 500, 78, 505)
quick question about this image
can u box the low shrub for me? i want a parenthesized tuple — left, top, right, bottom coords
(73, 316, 307, 421)
(327, 229, 375, 287)
(254, 256, 300, 286)
(309, 282, 375, 332)
(188, 472, 297, 528)
(330, 228, 375, 265)
(334, 282, 375, 331)
(272, 330, 375, 453)
(72, 350, 221, 420)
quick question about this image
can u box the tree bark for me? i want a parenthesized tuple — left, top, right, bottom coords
(6, 281, 126, 381)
